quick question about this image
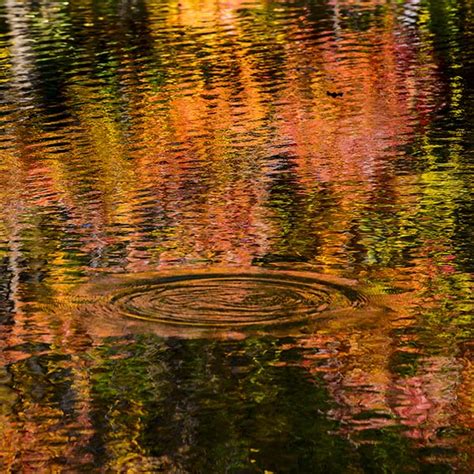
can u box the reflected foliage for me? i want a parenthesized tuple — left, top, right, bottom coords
(0, 0, 472, 471)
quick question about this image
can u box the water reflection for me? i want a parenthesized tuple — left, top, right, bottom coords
(1, 332, 470, 471)
(0, 0, 472, 471)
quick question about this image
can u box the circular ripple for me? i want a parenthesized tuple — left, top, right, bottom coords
(107, 272, 366, 328)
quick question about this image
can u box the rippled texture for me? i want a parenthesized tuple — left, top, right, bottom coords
(0, 0, 473, 471)
(110, 273, 345, 326)
(64, 269, 368, 336)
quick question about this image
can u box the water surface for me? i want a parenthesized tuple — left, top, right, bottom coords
(0, 0, 472, 471)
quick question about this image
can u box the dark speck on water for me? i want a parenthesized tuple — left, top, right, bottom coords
(0, 0, 472, 471)
(326, 91, 344, 98)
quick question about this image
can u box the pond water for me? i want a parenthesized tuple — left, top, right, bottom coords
(0, 0, 472, 471)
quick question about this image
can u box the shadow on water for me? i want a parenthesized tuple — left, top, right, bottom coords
(85, 335, 447, 473)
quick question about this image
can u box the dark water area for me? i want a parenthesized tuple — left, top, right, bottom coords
(0, 0, 473, 471)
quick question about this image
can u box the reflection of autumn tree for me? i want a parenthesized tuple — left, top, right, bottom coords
(295, 296, 471, 470)
(122, 0, 442, 269)
(0, 0, 472, 470)
(0, 0, 449, 272)
(0, 347, 96, 471)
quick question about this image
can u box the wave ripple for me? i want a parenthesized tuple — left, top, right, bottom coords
(96, 270, 366, 328)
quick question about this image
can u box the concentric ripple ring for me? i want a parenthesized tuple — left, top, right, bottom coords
(104, 271, 367, 328)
